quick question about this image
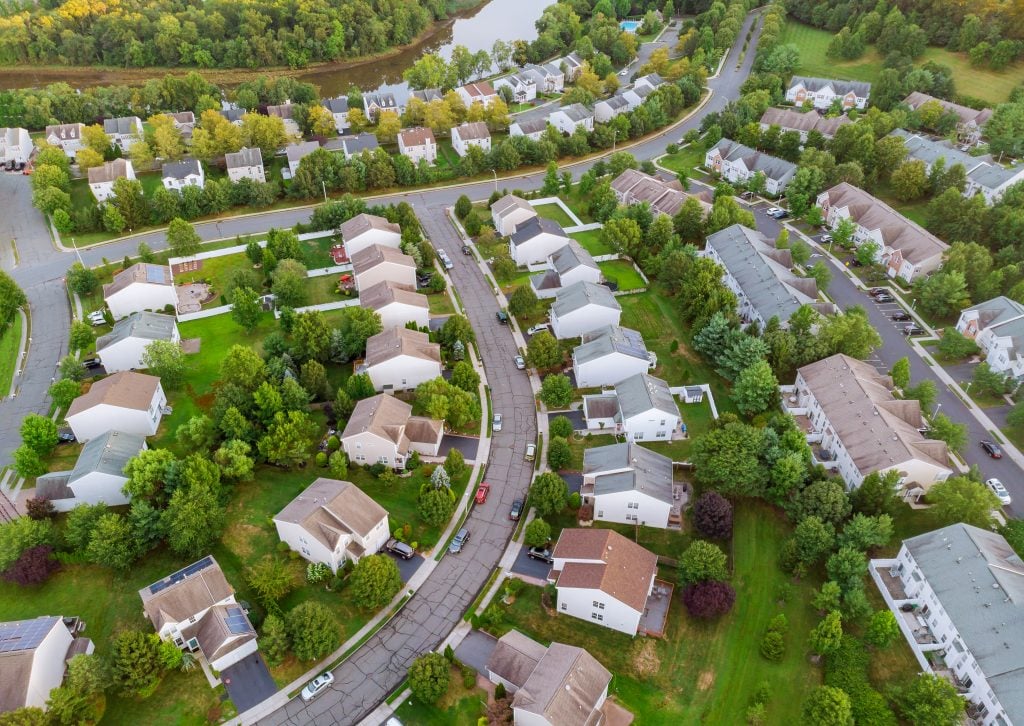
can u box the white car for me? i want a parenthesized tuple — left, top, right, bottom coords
(527, 323, 550, 336)
(765, 207, 783, 216)
(300, 672, 335, 702)
(985, 478, 1012, 506)
(513, 355, 525, 370)
(492, 413, 502, 432)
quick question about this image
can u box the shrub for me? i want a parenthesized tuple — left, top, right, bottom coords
(1, 545, 60, 586)
(306, 562, 331, 584)
(760, 631, 785, 662)
(25, 498, 56, 521)
(682, 580, 736, 618)
(693, 491, 733, 539)
(524, 518, 551, 547)
(408, 652, 451, 704)
(494, 682, 506, 700)
(767, 613, 788, 634)
(548, 415, 574, 439)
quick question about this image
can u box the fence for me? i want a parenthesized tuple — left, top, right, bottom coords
(178, 304, 233, 322)
(274, 299, 360, 318)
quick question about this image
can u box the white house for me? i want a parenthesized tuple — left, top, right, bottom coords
(65, 371, 167, 442)
(341, 393, 443, 467)
(548, 104, 594, 135)
(139, 556, 258, 673)
(490, 194, 537, 236)
(363, 92, 402, 122)
(225, 146, 265, 184)
(582, 442, 676, 529)
(102, 116, 143, 152)
(359, 280, 430, 330)
(340, 213, 402, 256)
(632, 73, 664, 93)
(572, 325, 653, 388)
(96, 311, 180, 373)
(161, 158, 205, 192)
(903, 92, 993, 145)
(363, 327, 442, 392)
(0, 616, 94, 713)
(889, 129, 991, 180)
(621, 83, 654, 109)
(786, 353, 952, 492)
(549, 281, 621, 340)
(611, 168, 705, 218)
(34, 430, 146, 512)
(548, 528, 658, 636)
(816, 182, 948, 283)
(351, 244, 417, 292)
(44, 123, 85, 158)
(274, 478, 390, 573)
(554, 53, 583, 82)
(785, 76, 871, 110)
(103, 262, 177, 320)
(759, 107, 851, 140)
(285, 140, 320, 177)
(870, 524, 1024, 726)
(266, 103, 301, 136)
(450, 122, 491, 157)
(508, 216, 570, 266)
(168, 111, 195, 140)
(455, 81, 498, 107)
(704, 138, 797, 195)
(87, 158, 135, 203)
(966, 162, 1024, 205)
(509, 116, 549, 141)
(594, 94, 631, 123)
(530, 240, 600, 298)
(322, 97, 350, 134)
(582, 372, 679, 442)
(341, 132, 380, 159)
(486, 631, 614, 726)
(219, 107, 245, 125)
(955, 296, 1024, 379)
(397, 127, 437, 165)
(523, 62, 565, 92)
(0, 127, 32, 164)
(494, 72, 538, 103)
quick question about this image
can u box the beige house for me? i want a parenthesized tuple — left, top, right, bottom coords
(455, 81, 498, 107)
(44, 123, 85, 158)
(363, 327, 442, 392)
(266, 103, 301, 136)
(490, 194, 537, 236)
(340, 213, 402, 256)
(759, 107, 851, 140)
(225, 146, 265, 184)
(340, 394, 443, 468)
(88, 158, 135, 202)
(351, 244, 417, 292)
(903, 92, 993, 144)
(65, 371, 167, 442)
(0, 616, 94, 713)
(359, 280, 430, 330)
(611, 168, 708, 218)
(451, 122, 491, 157)
(397, 127, 437, 165)
(273, 478, 390, 573)
(785, 76, 870, 110)
(102, 262, 177, 319)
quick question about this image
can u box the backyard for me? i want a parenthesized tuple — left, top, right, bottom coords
(658, 144, 708, 176)
(569, 229, 614, 256)
(599, 259, 646, 291)
(392, 665, 487, 725)
(532, 201, 577, 228)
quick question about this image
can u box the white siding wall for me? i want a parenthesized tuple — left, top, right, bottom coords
(375, 302, 429, 330)
(344, 230, 402, 257)
(67, 390, 165, 442)
(574, 353, 650, 388)
(622, 408, 678, 442)
(556, 585, 642, 636)
(161, 171, 205, 192)
(342, 431, 402, 467)
(66, 471, 131, 509)
(510, 232, 570, 266)
(105, 284, 178, 320)
(98, 332, 179, 373)
(24, 623, 74, 709)
(493, 208, 537, 237)
(367, 356, 441, 392)
(551, 306, 622, 339)
(227, 165, 266, 184)
(355, 262, 416, 292)
(209, 636, 258, 672)
(592, 489, 671, 528)
(274, 518, 341, 572)
(559, 265, 601, 288)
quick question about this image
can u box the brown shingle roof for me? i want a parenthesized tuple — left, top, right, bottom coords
(903, 92, 993, 127)
(139, 557, 234, 631)
(398, 126, 436, 147)
(515, 643, 612, 726)
(459, 81, 496, 98)
(339, 213, 401, 241)
(341, 394, 413, 451)
(274, 478, 388, 550)
(87, 158, 132, 184)
(359, 280, 428, 312)
(487, 630, 547, 689)
(552, 529, 657, 613)
(351, 244, 415, 276)
(66, 371, 161, 418)
(365, 327, 441, 367)
(102, 263, 172, 298)
(454, 121, 490, 141)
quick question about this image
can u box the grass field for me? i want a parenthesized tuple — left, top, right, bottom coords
(569, 229, 614, 256)
(599, 259, 646, 290)
(532, 201, 576, 228)
(659, 145, 707, 175)
(0, 312, 22, 397)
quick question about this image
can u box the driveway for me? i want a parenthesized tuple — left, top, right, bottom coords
(547, 409, 586, 430)
(561, 472, 583, 493)
(511, 545, 554, 580)
(221, 652, 278, 714)
(439, 434, 480, 461)
(454, 630, 498, 676)
(384, 552, 425, 583)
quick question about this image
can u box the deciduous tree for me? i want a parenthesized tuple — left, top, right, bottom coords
(286, 602, 341, 661)
(350, 554, 402, 609)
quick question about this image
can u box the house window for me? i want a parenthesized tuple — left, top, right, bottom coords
(378, 456, 388, 464)
(560, 603, 567, 611)
(590, 612, 604, 621)
(187, 638, 199, 651)
(597, 510, 604, 517)
(634, 432, 644, 441)
(656, 430, 667, 438)
(628, 502, 638, 509)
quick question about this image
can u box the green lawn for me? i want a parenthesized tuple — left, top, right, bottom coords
(0, 312, 22, 397)
(599, 260, 646, 291)
(392, 666, 487, 725)
(532, 201, 576, 228)
(564, 432, 618, 471)
(569, 229, 614, 256)
(427, 290, 457, 316)
(639, 397, 715, 462)
(173, 250, 255, 304)
(558, 188, 596, 223)
(659, 145, 707, 175)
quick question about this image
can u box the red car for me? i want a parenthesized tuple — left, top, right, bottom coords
(475, 483, 490, 504)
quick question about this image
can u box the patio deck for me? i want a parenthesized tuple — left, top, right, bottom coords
(639, 579, 674, 638)
(873, 564, 908, 600)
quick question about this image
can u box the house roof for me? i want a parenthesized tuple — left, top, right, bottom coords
(274, 477, 388, 550)
(902, 92, 993, 127)
(967, 161, 1024, 191)
(487, 629, 548, 689)
(759, 107, 851, 136)
(69, 430, 145, 483)
(410, 89, 444, 103)
(341, 132, 380, 155)
(351, 243, 415, 276)
(634, 72, 664, 88)
(103, 116, 141, 135)
(889, 129, 989, 174)
(322, 96, 349, 114)
(359, 280, 428, 312)
(610, 168, 696, 217)
(496, 72, 535, 89)
(574, 325, 649, 366)
(341, 394, 441, 451)
(219, 108, 244, 123)
(583, 393, 620, 421)
(512, 117, 549, 135)
(340, 213, 400, 241)
(962, 296, 1024, 330)
(103, 263, 172, 298)
(225, 146, 263, 170)
(161, 158, 202, 180)
(819, 183, 948, 266)
(45, 123, 84, 140)
(706, 223, 823, 324)
(902, 524, 1024, 720)
(186, 603, 255, 664)
(491, 194, 535, 220)
(789, 75, 871, 98)
(599, 95, 630, 111)
(615, 373, 677, 420)
(550, 240, 598, 276)
(510, 215, 568, 247)
(266, 103, 295, 120)
(139, 556, 234, 631)
(458, 81, 496, 98)
(365, 326, 441, 367)
(583, 442, 673, 504)
(168, 111, 195, 127)
(96, 311, 177, 352)
(556, 103, 593, 123)
(285, 140, 320, 163)
(797, 353, 949, 476)
(364, 92, 399, 110)
(0, 616, 64, 712)
(552, 528, 658, 613)
(87, 158, 132, 184)
(66, 371, 162, 418)
(551, 281, 621, 318)
(453, 121, 490, 141)
(398, 126, 435, 147)
(708, 139, 797, 181)
(514, 643, 611, 726)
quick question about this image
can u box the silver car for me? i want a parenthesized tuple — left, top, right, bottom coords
(492, 413, 503, 432)
(985, 478, 1012, 506)
(301, 672, 334, 702)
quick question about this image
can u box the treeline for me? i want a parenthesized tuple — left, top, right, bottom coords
(0, 0, 445, 69)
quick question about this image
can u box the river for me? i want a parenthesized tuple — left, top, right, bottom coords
(0, 0, 550, 99)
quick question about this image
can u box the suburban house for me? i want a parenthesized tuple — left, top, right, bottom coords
(494, 72, 537, 103)
(785, 353, 952, 492)
(224, 146, 265, 184)
(285, 140, 320, 176)
(611, 168, 708, 218)
(322, 96, 350, 134)
(509, 116, 549, 141)
(362, 326, 442, 392)
(785, 76, 871, 110)
(103, 262, 177, 319)
(363, 92, 402, 122)
(96, 311, 180, 373)
(965, 162, 1024, 204)
(88, 158, 135, 202)
(758, 107, 851, 140)
(550, 280, 621, 339)
(530, 239, 601, 298)
(397, 127, 437, 165)
(621, 83, 654, 108)
(340, 213, 402, 255)
(508, 215, 570, 266)
(44, 123, 85, 158)
(486, 630, 615, 726)
(102, 116, 143, 152)
(340, 393, 443, 467)
(35, 430, 146, 511)
(870, 524, 1024, 726)
(161, 158, 205, 192)
(218, 107, 245, 125)
(889, 128, 989, 176)
(266, 103, 300, 136)
(523, 62, 565, 92)
(704, 139, 797, 195)
(351, 244, 417, 292)
(556, 52, 584, 82)
(594, 94, 631, 123)
(168, 111, 195, 139)
(582, 372, 680, 442)
(410, 89, 444, 103)
(273, 478, 390, 573)
(491, 194, 537, 236)
(455, 81, 498, 107)
(582, 442, 677, 528)
(0, 616, 94, 713)
(0, 127, 32, 164)
(705, 224, 832, 330)
(955, 296, 1024, 379)
(65, 371, 167, 442)
(816, 182, 949, 282)
(139, 556, 258, 672)
(549, 104, 594, 135)
(450, 122, 491, 157)
(341, 132, 380, 159)
(903, 92, 993, 144)
(359, 280, 430, 329)
(548, 528, 659, 636)
(572, 325, 654, 388)
(633, 73, 664, 93)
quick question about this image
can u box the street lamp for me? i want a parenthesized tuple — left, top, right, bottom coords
(322, 180, 328, 202)
(70, 237, 83, 266)
(933, 402, 942, 419)
(612, 129, 617, 152)
(492, 170, 498, 193)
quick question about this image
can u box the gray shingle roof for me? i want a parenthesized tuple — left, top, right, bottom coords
(574, 325, 649, 366)
(889, 129, 988, 173)
(614, 373, 677, 420)
(322, 96, 349, 114)
(902, 92, 993, 127)
(583, 442, 673, 504)
(709, 139, 797, 182)
(551, 281, 620, 318)
(556, 103, 593, 123)
(161, 158, 202, 180)
(509, 216, 567, 247)
(550, 240, 597, 276)
(285, 140, 320, 163)
(70, 430, 146, 482)
(96, 311, 177, 352)
(410, 89, 443, 103)
(512, 117, 549, 135)
(789, 75, 871, 98)
(102, 116, 140, 135)
(224, 146, 263, 170)
(967, 161, 1024, 191)
(600, 95, 630, 111)
(341, 133, 379, 155)
(962, 296, 1024, 330)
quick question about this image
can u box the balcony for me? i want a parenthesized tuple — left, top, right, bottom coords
(639, 579, 674, 638)
(811, 445, 841, 471)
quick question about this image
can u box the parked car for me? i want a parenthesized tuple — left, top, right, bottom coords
(300, 672, 335, 702)
(513, 355, 525, 370)
(496, 310, 509, 324)
(874, 293, 895, 303)
(448, 527, 470, 554)
(492, 413, 503, 432)
(475, 483, 490, 504)
(820, 234, 832, 243)
(770, 209, 788, 219)
(765, 207, 783, 216)
(890, 312, 912, 322)
(527, 546, 553, 563)
(868, 288, 888, 297)
(524, 444, 536, 462)
(81, 357, 101, 369)
(526, 323, 550, 335)
(985, 478, 1012, 506)
(462, 244, 472, 255)
(385, 538, 415, 560)
(903, 324, 925, 336)
(981, 440, 1004, 459)
(57, 428, 76, 443)
(510, 498, 524, 520)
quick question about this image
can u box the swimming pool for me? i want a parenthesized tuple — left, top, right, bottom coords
(619, 20, 641, 32)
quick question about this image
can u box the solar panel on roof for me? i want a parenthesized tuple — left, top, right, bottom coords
(146, 266, 166, 284)
(0, 617, 55, 653)
(224, 607, 251, 634)
(147, 556, 214, 594)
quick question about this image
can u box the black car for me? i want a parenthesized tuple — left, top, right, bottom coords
(527, 546, 553, 563)
(448, 527, 471, 554)
(57, 428, 76, 443)
(462, 244, 472, 255)
(495, 310, 509, 324)
(903, 325, 925, 336)
(771, 210, 789, 220)
(81, 357, 101, 369)
(509, 499, 524, 521)
(385, 538, 415, 560)
(981, 440, 1004, 459)
(890, 312, 912, 322)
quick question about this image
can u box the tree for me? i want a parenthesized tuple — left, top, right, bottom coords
(65, 263, 98, 296)
(971, 362, 1013, 398)
(812, 581, 842, 613)
(12, 445, 45, 479)
(791, 516, 836, 569)
(109, 631, 165, 697)
(0, 270, 27, 327)
(915, 270, 969, 319)
(927, 413, 968, 454)
(508, 285, 539, 318)
(690, 421, 769, 497)
(524, 518, 551, 547)
(48, 378, 80, 411)
(291, 310, 332, 362)
(895, 673, 965, 726)
(20, 414, 58, 456)
(449, 361, 480, 394)
(890, 358, 910, 390)
(936, 328, 979, 360)
(679, 540, 728, 584)
(122, 447, 177, 501)
(334, 307, 383, 360)
(540, 374, 572, 408)
(454, 195, 472, 219)
(546, 436, 571, 471)
(794, 480, 851, 527)
(0, 517, 57, 573)
(760, 630, 785, 662)
(549, 416, 574, 440)
(286, 602, 341, 661)
(68, 320, 94, 352)
(270, 259, 309, 308)
(245, 555, 297, 606)
(261, 614, 291, 667)
(162, 479, 225, 557)
(926, 476, 1000, 528)
(526, 331, 563, 369)
(258, 410, 318, 468)
(732, 360, 779, 416)
(802, 686, 853, 726)
(839, 513, 894, 551)
(418, 485, 456, 526)
(85, 513, 138, 570)
(986, 101, 1024, 158)
(167, 217, 201, 257)
(531, 472, 568, 516)
(682, 580, 736, 618)
(1, 545, 59, 586)
(230, 286, 262, 331)
(693, 491, 733, 539)
(904, 379, 937, 413)
(350, 554, 402, 609)
(809, 611, 844, 656)
(409, 651, 451, 704)
(142, 339, 187, 389)
(865, 609, 900, 648)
